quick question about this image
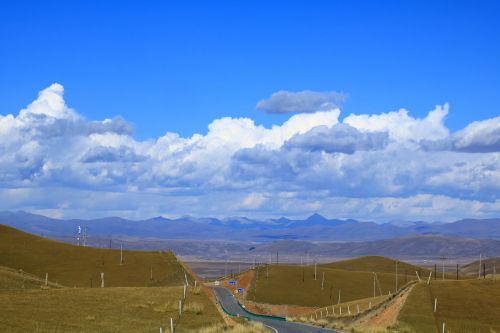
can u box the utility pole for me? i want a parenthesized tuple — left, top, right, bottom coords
(321, 272, 325, 290)
(395, 260, 399, 292)
(434, 264, 437, 280)
(276, 251, 279, 265)
(120, 243, 123, 265)
(439, 257, 446, 280)
(483, 263, 486, 279)
(373, 273, 376, 298)
(479, 254, 482, 279)
(314, 260, 317, 280)
(456, 264, 459, 280)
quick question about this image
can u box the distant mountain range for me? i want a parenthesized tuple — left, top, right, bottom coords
(1, 211, 500, 243)
(1, 211, 500, 260)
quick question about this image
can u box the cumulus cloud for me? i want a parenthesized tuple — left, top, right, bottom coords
(421, 117, 500, 153)
(343, 103, 450, 142)
(284, 124, 389, 154)
(0, 84, 498, 221)
(256, 90, 347, 114)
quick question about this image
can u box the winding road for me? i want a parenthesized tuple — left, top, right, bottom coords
(213, 287, 342, 333)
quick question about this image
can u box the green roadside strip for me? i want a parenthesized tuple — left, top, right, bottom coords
(238, 301, 287, 321)
(217, 300, 250, 320)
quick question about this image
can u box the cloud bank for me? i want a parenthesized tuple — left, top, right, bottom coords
(0, 84, 498, 221)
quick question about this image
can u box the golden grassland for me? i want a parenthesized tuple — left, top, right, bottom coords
(302, 295, 389, 319)
(0, 225, 185, 287)
(0, 225, 230, 332)
(320, 256, 431, 276)
(287, 282, 416, 332)
(0, 265, 62, 290)
(247, 260, 419, 307)
(398, 279, 500, 333)
(0, 286, 223, 333)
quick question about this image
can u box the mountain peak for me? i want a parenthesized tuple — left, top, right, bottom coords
(305, 213, 328, 222)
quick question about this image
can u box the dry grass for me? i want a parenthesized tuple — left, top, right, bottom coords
(248, 262, 418, 307)
(0, 265, 62, 290)
(305, 295, 389, 319)
(0, 224, 186, 287)
(398, 279, 500, 333)
(184, 301, 205, 314)
(0, 225, 225, 332)
(189, 285, 202, 295)
(195, 322, 270, 333)
(0, 286, 223, 333)
(320, 256, 430, 276)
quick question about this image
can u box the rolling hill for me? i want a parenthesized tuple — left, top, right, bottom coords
(0, 225, 227, 332)
(0, 265, 62, 290)
(246, 257, 426, 308)
(398, 279, 500, 332)
(0, 224, 187, 288)
(460, 257, 500, 277)
(319, 256, 431, 275)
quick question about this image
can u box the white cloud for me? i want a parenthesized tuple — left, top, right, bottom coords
(344, 103, 449, 142)
(421, 116, 500, 153)
(0, 84, 498, 221)
(256, 90, 347, 114)
(20, 83, 77, 120)
(241, 192, 266, 209)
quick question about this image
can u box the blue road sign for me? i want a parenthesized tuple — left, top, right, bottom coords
(229, 280, 236, 285)
(237, 288, 243, 293)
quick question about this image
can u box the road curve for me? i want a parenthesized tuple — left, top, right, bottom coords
(213, 287, 343, 333)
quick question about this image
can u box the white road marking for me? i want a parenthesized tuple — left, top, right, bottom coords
(264, 324, 279, 333)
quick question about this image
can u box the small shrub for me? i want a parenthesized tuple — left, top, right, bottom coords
(184, 301, 204, 315)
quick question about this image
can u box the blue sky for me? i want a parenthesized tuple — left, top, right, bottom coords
(1, 1, 499, 139)
(0, 1, 498, 221)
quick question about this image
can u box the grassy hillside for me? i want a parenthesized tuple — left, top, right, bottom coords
(398, 280, 500, 333)
(0, 265, 62, 290)
(0, 224, 185, 287)
(461, 257, 500, 277)
(0, 286, 223, 333)
(320, 256, 430, 276)
(247, 263, 417, 307)
(397, 283, 437, 333)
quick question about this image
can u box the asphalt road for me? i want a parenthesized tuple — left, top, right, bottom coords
(213, 287, 342, 333)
